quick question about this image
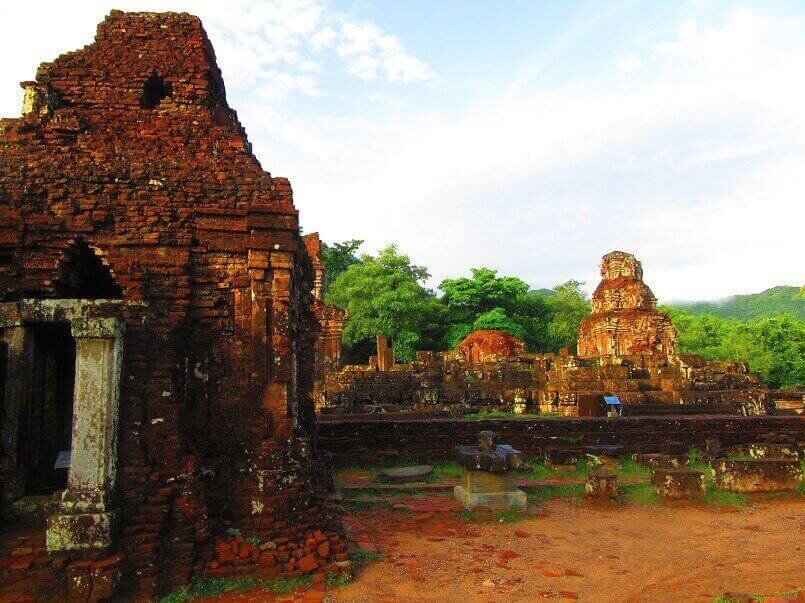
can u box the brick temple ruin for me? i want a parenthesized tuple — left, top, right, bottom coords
(0, 11, 347, 598)
(0, 9, 796, 601)
(317, 252, 767, 417)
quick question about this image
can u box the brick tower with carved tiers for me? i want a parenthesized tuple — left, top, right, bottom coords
(0, 11, 346, 598)
(578, 251, 677, 357)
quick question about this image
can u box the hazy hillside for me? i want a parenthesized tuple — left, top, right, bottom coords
(669, 286, 804, 321)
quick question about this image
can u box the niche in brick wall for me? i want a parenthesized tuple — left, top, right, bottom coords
(141, 72, 172, 109)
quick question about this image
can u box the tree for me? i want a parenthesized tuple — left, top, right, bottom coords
(545, 280, 591, 352)
(321, 239, 363, 293)
(438, 268, 552, 350)
(325, 245, 442, 362)
(664, 308, 805, 389)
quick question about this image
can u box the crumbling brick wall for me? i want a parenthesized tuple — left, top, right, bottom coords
(0, 11, 346, 597)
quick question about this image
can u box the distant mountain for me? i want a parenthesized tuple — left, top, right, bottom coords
(532, 288, 556, 299)
(668, 286, 805, 321)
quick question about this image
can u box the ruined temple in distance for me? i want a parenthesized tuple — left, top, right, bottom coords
(578, 251, 677, 357)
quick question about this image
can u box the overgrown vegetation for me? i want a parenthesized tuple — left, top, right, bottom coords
(617, 455, 652, 478)
(160, 575, 315, 603)
(530, 484, 585, 503)
(619, 482, 663, 505)
(323, 241, 590, 362)
(662, 307, 804, 389)
(350, 550, 386, 567)
(456, 507, 531, 523)
(701, 484, 749, 509)
(322, 238, 803, 387)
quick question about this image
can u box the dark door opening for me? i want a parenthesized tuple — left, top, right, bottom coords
(18, 324, 75, 495)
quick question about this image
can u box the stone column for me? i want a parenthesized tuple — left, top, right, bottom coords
(0, 322, 34, 501)
(46, 317, 124, 552)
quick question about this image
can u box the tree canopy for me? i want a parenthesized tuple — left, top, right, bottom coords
(325, 245, 442, 362)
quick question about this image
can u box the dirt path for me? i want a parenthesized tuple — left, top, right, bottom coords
(329, 497, 804, 603)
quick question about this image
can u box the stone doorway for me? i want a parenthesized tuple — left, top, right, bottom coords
(22, 323, 75, 496)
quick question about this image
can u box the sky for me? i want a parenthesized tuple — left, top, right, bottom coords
(1, 0, 803, 302)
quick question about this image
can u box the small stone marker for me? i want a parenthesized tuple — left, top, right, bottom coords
(454, 430, 527, 511)
(380, 465, 433, 484)
(585, 470, 618, 499)
(712, 458, 802, 493)
(54, 451, 71, 469)
(650, 468, 705, 499)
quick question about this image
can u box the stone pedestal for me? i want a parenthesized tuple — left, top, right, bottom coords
(454, 470, 526, 511)
(47, 317, 124, 552)
(585, 470, 618, 499)
(651, 469, 705, 499)
(712, 459, 802, 493)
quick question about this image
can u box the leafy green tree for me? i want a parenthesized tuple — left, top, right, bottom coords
(665, 307, 804, 389)
(438, 268, 551, 350)
(321, 240, 363, 293)
(325, 245, 442, 362)
(544, 280, 591, 352)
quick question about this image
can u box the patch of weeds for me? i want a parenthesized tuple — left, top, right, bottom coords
(531, 484, 585, 503)
(523, 457, 560, 480)
(796, 481, 805, 496)
(701, 484, 748, 510)
(456, 508, 529, 523)
(619, 483, 662, 506)
(618, 455, 652, 478)
(567, 458, 595, 478)
(161, 577, 261, 603)
(264, 575, 313, 595)
(327, 573, 352, 588)
(350, 550, 386, 568)
(687, 447, 711, 474)
(225, 527, 242, 538)
(425, 461, 463, 483)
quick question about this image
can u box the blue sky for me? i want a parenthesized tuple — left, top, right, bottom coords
(1, 1, 803, 301)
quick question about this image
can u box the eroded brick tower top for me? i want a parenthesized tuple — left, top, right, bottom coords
(578, 251, 676, 357)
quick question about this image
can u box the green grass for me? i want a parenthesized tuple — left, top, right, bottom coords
(530, 484, 585, 503)
(456, 507, 530, 523)
(523, 457, 560, 480)
(617, 455, 652, 478)
(701, 484, 749, 509)
(161, 575, 318, 603)
(687, 447, 712, 474)
(464, 410, 561, 420)
(327, 573, 352, 588)
(161, 577, 263, 603)
(713, 586, 801, 602)
(264, 576, 314, 595)
(619, 483, 663, 506)
(350, 550, 386, 567)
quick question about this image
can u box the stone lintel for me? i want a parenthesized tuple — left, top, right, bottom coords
(0, 298, 145, 328)
(71, 316, 125, 339)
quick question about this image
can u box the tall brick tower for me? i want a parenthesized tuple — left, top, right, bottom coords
(577, 251, 677, 357)
(0, 11, 346, 597)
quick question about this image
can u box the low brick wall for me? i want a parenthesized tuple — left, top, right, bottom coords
(317, 415, 804, 464)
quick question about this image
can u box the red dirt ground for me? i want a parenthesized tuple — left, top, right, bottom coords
(208, 493, 804, 602)
(328, 495, 804, 603)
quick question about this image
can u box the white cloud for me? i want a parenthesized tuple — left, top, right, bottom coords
(616, 56, 643, 72)
(337, 21, 435, 83)
(277, 9, 804, 299)
(0, 5, 801, 300)
(0, 0, 434, 117)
